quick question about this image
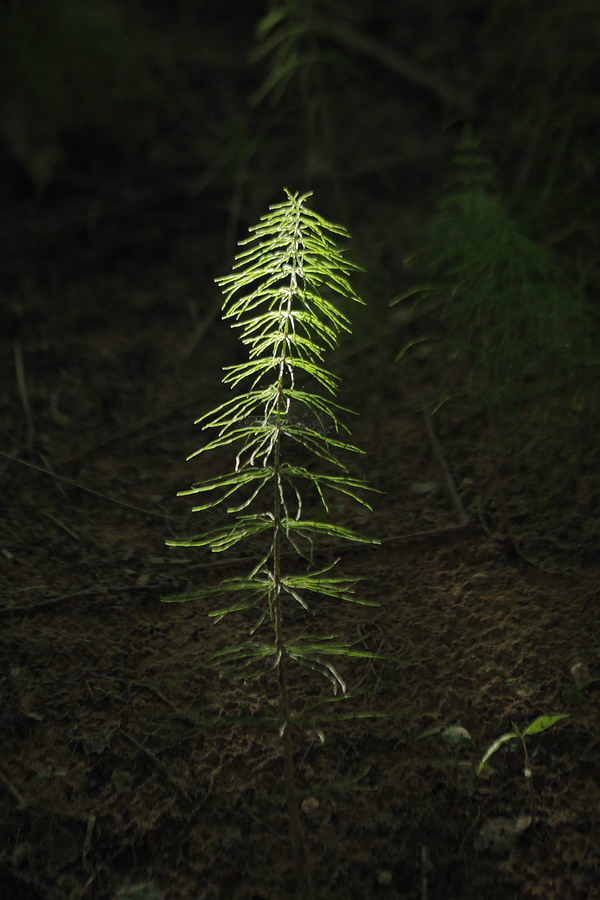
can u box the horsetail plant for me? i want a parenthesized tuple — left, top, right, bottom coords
(164, 189, 380, 896)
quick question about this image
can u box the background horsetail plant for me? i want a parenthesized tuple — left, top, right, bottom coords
(164, 189, 380, 897)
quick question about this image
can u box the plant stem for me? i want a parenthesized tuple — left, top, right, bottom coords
(274, 478, 314, 896)
(279, 653, 314, 898)
(521, 736, 536, 823)
(271, 222, 314, 898)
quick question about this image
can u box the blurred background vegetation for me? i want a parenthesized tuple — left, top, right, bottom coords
(1, 0, 599, 487)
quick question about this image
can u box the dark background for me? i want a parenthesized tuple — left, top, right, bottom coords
(1, 2, 599, 899)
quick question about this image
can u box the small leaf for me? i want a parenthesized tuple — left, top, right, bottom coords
(476, 731, 518, 774)
(301, 796, 320, 814)
(393, 335, 433, 363)
(417, 725, 443, 739)
(409, 480, 438, 494)
(442, 725, 472, 746)
(523, 713, 569, 736)
(388, 284, 434, 306)
(570, 662, 593, 688)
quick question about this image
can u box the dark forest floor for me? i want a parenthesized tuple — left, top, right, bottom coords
(1, 5, 600, 895)
(1, 193, 599, 900)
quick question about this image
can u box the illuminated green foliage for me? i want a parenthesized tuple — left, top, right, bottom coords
(165, 189, 379, 675)
(164, 189, 379, 895)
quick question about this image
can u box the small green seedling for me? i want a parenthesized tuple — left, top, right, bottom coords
(164, 188, 379, 899)
(476, 714, 569, 778)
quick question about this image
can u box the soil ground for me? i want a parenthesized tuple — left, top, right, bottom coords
(1, 201, 599, 900)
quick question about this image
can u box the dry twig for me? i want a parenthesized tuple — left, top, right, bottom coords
(13, 342, 35, 451)
(0, 449, 183, 522)
(0, 765, 25, 808)
(423, 409, 469, 525)
(118, 728, 192, 809)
